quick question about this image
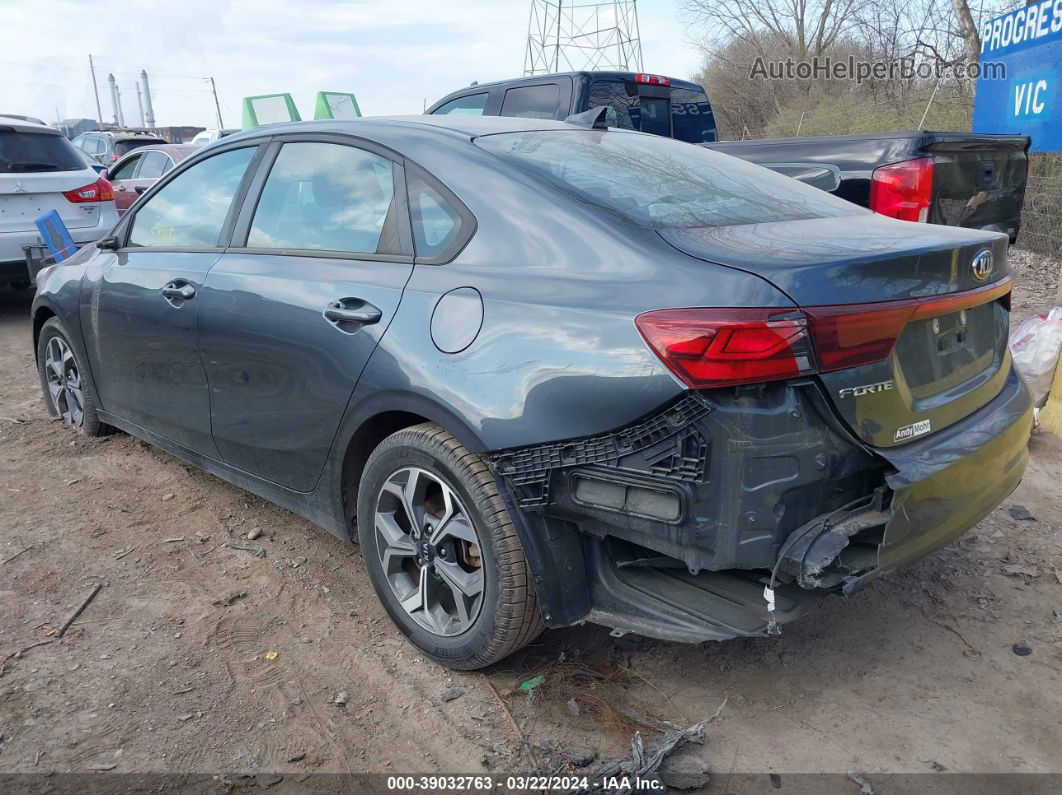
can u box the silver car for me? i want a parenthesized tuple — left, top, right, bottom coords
(0, 117, 118, 288)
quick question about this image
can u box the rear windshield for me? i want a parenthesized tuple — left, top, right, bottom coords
(587, 80, 717, 143)
(115, 139, 163, 156)
(475, 130, 864, 229)
(0, 129, 85, 173)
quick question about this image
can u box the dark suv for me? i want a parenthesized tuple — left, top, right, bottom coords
(32, 116, 1031, 669)
(427, 71, 717, 143)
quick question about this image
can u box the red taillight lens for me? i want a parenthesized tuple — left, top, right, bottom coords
(637, 278, 1012, 387)
(803, 303, 915, 372)
(635, 309, 816, 388)
(63, 177, 114, 204)
(870, 157, 933, 222)
(634, 73, 670, 86)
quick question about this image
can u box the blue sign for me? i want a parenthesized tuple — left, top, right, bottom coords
(973, 2, 1062, 152)
(34, 210, 76, 262)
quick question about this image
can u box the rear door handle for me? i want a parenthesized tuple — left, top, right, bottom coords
(162, 282, 196, 302)
(324, 299, 382, 327)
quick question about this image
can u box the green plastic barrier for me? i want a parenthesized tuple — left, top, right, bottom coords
(314, 91, 362, 120)
(242, 93, 301, 129)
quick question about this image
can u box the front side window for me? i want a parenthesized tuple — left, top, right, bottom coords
(432, 93, 488, 116)
(476, 130, 864, 229)
(247, 142, 396, 255)
(110, 153, 142, 181)
(500, 84, 559, 119)
(128, 146, 255, 248)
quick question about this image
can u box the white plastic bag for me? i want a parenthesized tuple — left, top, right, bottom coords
(1010, 307, 1062, 407)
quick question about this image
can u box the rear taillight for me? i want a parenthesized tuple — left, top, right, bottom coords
(634, 73, 670, 86)
(63, 177, 114, 203)
(803, 303, 915, 372)
(870, 157, 933, 222)
(637, 278, 1012, 387)
(635, 309, 816, 388)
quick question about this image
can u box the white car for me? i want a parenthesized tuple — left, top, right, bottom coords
(190, 128, 240, 146)
(0, 117, 119, 288)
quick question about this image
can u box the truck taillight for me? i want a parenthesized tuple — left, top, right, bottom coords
(63, 177, 114, 203)
(634, 73, 670, 86)
(870, 157, 933, 222)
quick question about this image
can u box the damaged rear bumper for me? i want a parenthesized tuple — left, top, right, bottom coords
(490, 368, 1032, 643)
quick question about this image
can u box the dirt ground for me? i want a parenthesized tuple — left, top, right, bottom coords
(1, 252, 1061, 785)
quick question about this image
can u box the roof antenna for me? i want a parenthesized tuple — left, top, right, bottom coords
(564, 106, 608, 130)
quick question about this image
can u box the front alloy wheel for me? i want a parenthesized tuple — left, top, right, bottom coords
(44, 336, 85, 427)
(374, 467, 484, 637)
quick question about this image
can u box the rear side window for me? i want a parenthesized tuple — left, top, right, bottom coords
(0, 130, 85, 173)
(247, 142, 398, 255)
(128, 146, 255, 248)
(500, 84, 559, 119)
(408, 171, 468, 260)
(432, 93, 488, 116)
(137, 151, 170, 179)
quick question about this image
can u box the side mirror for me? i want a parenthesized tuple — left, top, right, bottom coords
(97, 236, 119, 250)
(134, 186, 147, 195)
(97, 166, 109, 178)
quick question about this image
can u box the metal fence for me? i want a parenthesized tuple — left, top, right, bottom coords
(1019, 153, 1062, 259)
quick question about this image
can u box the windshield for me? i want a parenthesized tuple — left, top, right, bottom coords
(475, 129, 866, 229)
(0, 130, 85, 173)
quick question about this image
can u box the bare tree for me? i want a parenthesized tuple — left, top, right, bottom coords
(949, 0, 982, 64)
(680, 0, 867, 59)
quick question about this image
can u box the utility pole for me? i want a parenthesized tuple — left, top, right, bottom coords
(88, 55, 103, 128)
(135, 82, 146, 128)
(207, 76, 224, 129)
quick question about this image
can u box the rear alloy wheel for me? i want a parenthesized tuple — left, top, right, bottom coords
(36, 318, 110, 436)
(358, 423, 543, 669)
(375, 467, 485, 636)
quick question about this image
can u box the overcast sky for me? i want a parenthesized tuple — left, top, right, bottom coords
(3, 0, 705, 129)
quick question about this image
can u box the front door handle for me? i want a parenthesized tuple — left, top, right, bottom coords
(324, 299, 382, 328)
(162, 282, 196, 302)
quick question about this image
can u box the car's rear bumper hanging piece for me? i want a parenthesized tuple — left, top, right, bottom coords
(490, 369, 1032, 643)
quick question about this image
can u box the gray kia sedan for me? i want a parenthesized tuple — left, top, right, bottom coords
(31, 116, 1032, 669)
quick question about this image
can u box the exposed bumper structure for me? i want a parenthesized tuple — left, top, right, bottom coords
(491, 368, 1032, 643)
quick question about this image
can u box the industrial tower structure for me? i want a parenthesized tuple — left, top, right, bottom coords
(524, 0, 643, 76)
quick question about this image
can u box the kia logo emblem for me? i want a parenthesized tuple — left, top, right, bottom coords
(971, 249, 993, 282)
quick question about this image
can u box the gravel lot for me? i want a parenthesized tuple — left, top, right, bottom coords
(1, 255, 1060, 784)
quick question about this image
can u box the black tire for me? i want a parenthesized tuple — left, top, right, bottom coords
(357, 423, 543, 669)
(10, 281, 31, 292)
(36, 317, 111, 437)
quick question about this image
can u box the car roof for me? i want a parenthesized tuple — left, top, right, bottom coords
(220, 114, 634, 145)
(435, 70, 706, 96)
(0, 115, 62, 135)
(115, 142, 197, 158)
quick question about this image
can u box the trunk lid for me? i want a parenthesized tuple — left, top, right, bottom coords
(0, 172, 103, 232)
(659, 215, 1012, 448)
(921, 133, 1029, 240)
